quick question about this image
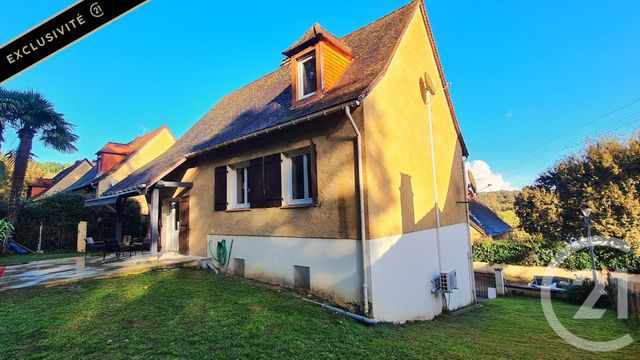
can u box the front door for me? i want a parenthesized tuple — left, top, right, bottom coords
(178, 197, 189, 255)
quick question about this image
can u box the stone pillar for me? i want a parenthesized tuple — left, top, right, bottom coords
(494, 268, 506, 296)
(77, 221, 87, 253)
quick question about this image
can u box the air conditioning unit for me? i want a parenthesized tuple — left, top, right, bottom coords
(432, 270, 458, 293)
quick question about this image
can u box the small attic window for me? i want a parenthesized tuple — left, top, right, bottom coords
(298, 52, 317, 99)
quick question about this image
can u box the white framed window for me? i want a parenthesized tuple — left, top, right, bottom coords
(297, 52, 317, 100)
(282, 150, 313, 205)
(227, 164, 249, 209)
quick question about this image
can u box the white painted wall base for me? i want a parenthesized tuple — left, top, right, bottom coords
(207, 234, 363, 306)
(369, 223, 474, 322)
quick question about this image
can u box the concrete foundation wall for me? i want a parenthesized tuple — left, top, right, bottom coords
(369, 223, 474, 322)
(208, 234, 363, 306)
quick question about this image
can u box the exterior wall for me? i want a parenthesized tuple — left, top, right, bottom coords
(321, 42, 351, 91)
(362, 9, 468, 239)
(362, 8, 474, 320)
(97, 152, 127, 174)
(165, 112, 362, 277)
(97, 128, 176, 195)
(28, 186, 48, 198)
(208, 234, 363, 306)
(38, 161, 93, 199)
(369, 223, 474, 322)
(154, 113, 362, 306)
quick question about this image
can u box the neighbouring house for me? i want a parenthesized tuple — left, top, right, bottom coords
(70, 125, 176, 214)
(27, 159, 94, 200)
(98, 1, 474, 322)
(468, 197, 513, 240)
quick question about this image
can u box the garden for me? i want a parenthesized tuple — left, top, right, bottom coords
(1, 269, 638, 359)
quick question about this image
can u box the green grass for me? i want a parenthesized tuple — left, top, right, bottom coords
(0, 252, 82, 266)
(0, 269, 638, 359)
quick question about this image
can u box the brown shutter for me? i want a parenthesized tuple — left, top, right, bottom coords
(214, 166, 227, 211)
(309, 142, 318, 204)
(264, 153, 282, 208)
(248, 157, 265, 208)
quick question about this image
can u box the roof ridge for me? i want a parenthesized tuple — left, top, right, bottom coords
(341, 0, 418, 40)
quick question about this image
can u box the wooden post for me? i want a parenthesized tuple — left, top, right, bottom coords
(494, 268, 506, 296)
(115, 197, 124, 244)
(150, 187, 159, 258)
(77, 221, 87, 253)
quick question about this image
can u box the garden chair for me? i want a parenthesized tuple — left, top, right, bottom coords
(84, 237, 104, 259)
(103, 239, 121, 261)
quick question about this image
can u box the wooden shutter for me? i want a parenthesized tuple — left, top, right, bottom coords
(248, 157, 265, 208)
(214, 166, 227, 211)
(309, 142, 319, 204)
(264, 153, 282, 208)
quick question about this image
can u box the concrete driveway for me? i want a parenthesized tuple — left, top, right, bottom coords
(0, 253, 204, 291)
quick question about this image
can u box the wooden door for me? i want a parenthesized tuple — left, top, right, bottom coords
(178, 197, 189, 255)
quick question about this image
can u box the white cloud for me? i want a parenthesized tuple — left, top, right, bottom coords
(466, 160, 515, 192)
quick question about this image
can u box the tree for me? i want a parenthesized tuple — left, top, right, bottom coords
(0, 89, 78, 255)
(515, 134, 640, 253)
(0, 157, 67, 200)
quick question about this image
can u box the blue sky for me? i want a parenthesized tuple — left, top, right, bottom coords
(1, 0, 639, 189)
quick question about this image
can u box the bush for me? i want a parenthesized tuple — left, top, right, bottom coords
(473, 238, 640, 273)
(0, 193, 146, 251)
(565, 280, 609, 307)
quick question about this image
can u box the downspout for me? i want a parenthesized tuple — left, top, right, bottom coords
(426, 90, 445, 307)
(461, 155, 477, 303)
(344, 104, 371, 317)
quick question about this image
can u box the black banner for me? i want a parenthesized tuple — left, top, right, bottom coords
(0, 0, 147, 83)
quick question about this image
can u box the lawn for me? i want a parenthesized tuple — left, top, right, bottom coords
(0, 269, 638, 359)
(0, 252, 82, 266)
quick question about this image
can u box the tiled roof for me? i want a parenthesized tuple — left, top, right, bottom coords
(64, 165, 97, 192)
(104, 1, 466, 196)
(468, 198, 512, 237)
(282, 23, 352, 57)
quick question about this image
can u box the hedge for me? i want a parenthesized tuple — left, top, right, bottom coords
(0, 192, 146, 252)
(473, 238, 640, 273)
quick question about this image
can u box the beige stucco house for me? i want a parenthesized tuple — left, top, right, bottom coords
(73, 125, 176, 214)
(27, 159, 94, 200)
(100, 1, 475, 322)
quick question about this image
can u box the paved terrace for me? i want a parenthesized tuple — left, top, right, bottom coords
(0, 253, 205, 291)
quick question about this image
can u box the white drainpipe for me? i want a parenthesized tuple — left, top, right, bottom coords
(344, 104, 371, 316)
(426, 91, 445, 282)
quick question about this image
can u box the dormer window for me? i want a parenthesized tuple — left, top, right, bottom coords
(283, 23, 353, 107)
(298, 52, 317, 99)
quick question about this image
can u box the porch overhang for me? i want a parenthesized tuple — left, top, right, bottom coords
(84, 188, 141, 207)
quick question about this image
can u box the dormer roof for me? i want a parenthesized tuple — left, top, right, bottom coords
(282, 23, 352, 58)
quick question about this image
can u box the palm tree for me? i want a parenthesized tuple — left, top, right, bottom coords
(0, 89, 78, 255)
(0, 87, 19, 153)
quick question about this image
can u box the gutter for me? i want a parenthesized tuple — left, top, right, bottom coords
(344, 104, 372, 318)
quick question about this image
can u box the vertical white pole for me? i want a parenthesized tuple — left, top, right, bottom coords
(37, 222, 43, 253)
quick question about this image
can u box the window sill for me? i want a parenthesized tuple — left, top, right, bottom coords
(225, 208, 251, 212)
(280, 203, 318, 209)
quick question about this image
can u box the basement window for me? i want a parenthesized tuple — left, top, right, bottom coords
(297, 52, 317, 99)
(294, 265, 311, 290)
